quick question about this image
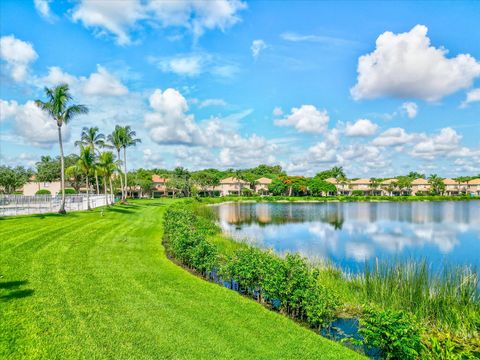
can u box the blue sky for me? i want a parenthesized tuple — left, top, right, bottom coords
(1, 0, 479, 177)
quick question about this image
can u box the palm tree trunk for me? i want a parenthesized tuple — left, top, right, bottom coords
(117, 149, 124, 200)
(95, 170, 100, 195)
(109, 177, 114, 204)
(86, 176, 91, 210)
(104, 178, 108, 206)
(57, 125, 66, 214)
(123, 147, 128, 201)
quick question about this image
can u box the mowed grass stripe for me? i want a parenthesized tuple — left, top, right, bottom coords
(1, 200, 365, 359)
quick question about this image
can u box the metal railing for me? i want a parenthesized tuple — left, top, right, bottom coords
(0, 194, 115, 217)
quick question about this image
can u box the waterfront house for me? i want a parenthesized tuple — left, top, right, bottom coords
(218, 177, 250, 196)
(350, 179, 371, 194)
(411, 178, 430, 195)
(255, 177, 272, 194)
(380, 179, 398, 196)
(467, 178, 480, 196)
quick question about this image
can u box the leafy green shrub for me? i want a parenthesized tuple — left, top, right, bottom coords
(223, 247, 265, 298)
(304, 279, 340, 330)
(36, 189, 51, 195)
(283, 254, 311, 317)
(163, 204, 218, 275)
(351, 190, 364, 196)
(241, 187, 253, 196)
(360, 306, 422, 359)
(64, 188, 76, 194)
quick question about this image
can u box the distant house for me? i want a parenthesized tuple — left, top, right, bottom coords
(23, 176, 62, 196)
(467, 178, 480, 196)
(255, 177, 272, 194)
(151, 175, 171, 197)
(349, 179, 371, 194)
(325, 177, 348, 195)
(411, 178, 430, 195)
(218, 177, 250, 196)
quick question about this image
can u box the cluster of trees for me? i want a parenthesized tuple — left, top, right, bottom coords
(0, 166, 33, 194)
(32, 84, 141, 212)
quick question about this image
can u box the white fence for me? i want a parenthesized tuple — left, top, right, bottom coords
(0, 194, 115, 217)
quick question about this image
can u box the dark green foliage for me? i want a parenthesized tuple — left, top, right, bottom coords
(304, 280, 340, 329)
(64, 188, 76, 194)
(308, 178, 337, 196)
(351, 190, 365, 196)
(360, 307, 422, 359)
(35, 189, 51, 195)
(164, 204, 218, 275)
(0, 165, 33, 193)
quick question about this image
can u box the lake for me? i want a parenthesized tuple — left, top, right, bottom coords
(213, 201, 480, 272)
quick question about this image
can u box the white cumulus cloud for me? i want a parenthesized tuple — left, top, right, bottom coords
(461, 88, 480, 108)
(344, 118, 378, 137)
(72, 0, 246, 45)
(275, 105, 329, 134)
(351, 25, 480, 101)
(251, 39, 267, 59)
(401, 102, 418, 119)
(372, 127, 416, 147)
(410, 127, 462, 160)
(34, 0, 55, 21)
(0, 35, 38, 82)
(82, 65, 128, 96)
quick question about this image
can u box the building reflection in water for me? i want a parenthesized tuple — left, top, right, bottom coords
(213, 201, 480, 271)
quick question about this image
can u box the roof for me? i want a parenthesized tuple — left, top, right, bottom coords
(152, 175, 168, 183)
(256, 177, 272, 184)
(443, 178, 458, 185)
(468, 178, 480, 185)
(381, 179, 397, 184)
(350, 178, 370, 185)
(220, 177, 249, 184)
(411, 178, 429, 185)
(324, 177, 338, 184)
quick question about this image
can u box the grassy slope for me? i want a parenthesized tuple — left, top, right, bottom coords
(0, 199, 364, 359)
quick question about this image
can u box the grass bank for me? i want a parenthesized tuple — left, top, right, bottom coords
(0, 199, 364, 359)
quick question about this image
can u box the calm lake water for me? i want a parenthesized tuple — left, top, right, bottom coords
(213, 201, 480, 272)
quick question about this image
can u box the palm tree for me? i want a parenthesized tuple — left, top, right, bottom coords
(369, 177, 381, 196)
(428, 174, 445, 195)
(331, 166, 346, 180)
(35, 84, 88, 214)
(107, 126, 125, 201)
(75, 127, 107, 195)
(120, 126, 141, 201)
(76, 145, 96, 210)
(97, 151, 119, 206)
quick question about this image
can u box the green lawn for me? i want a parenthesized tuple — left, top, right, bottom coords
(0, 199, 364, 359)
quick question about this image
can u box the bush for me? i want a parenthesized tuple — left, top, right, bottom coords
(241, 187, 253, 196)
(304, 272, 340, 330)
(163, 204, 218, 275)
(36, 189, 51, 195)
(360, 307, 422, 359)
(64, 188, 77, 194)
(351, 190, 364, 196)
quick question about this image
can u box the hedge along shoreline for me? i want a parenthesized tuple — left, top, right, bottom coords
(162, 200, 480, 359)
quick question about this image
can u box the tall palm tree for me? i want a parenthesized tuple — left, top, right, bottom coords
(75, 126, 107, 195)
(35, 84, 88, 214)
(120, 126, 141, 201)
(107, 126, 125, 201)
(97, 151, 119, 206)
(76, 145, 96, 210)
